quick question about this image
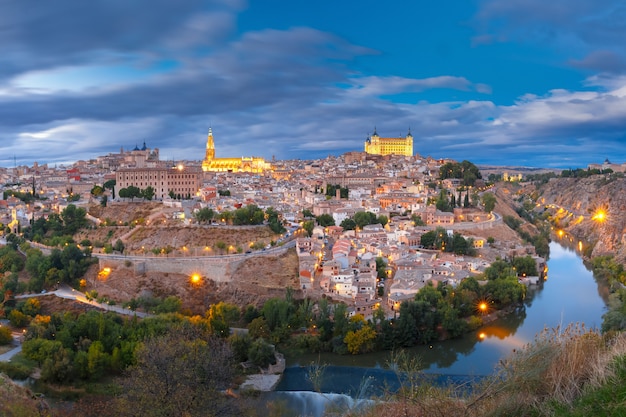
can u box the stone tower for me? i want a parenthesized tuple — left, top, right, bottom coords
(205, 127, 215, 161)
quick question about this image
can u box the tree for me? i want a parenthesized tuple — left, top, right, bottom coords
(512, 256, 538, 277)
(113, 239, 125, 253)
(141, 186, 155, 201)
(194, 207, 215, 223)
(103, 179, 116, 199)
(0, 326, 12, 345)
(247, 338, 276, 368)
(344, 325, 377, 354)
(117, 327, 239, 417)
(266, 207, 286, 234)
(420, 230, 436, 249)
(411, 214, 425, 226)
(340, 218, 357, 230)
(354, 211, 376, 229)
(207, 302, 241, 337)
(60, 204, 88, 235)
(90, 185, 104, 197)
(302, 220, 315, 237)
(482, 192, 497, 213)
(438, 160, 482, 186)
(316, 214, 335, 227)
(436, 189, 452, 212)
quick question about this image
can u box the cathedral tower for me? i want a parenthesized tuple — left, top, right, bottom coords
(205, 127, 215, 161)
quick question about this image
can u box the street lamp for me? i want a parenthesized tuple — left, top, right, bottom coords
(592, 209, 606, 222)
(190, 274, 202, 285)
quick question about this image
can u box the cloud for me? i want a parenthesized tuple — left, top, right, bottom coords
(0, 0, 242, 82)
(344, 75, 491, 98)
(569, 50, 626, 73)
(473, 0, 626, 72)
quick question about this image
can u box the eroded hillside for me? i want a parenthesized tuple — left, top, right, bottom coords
(522, 176, 626, 261)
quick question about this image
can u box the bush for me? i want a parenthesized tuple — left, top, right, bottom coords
(0, 362, 32, 380)
(0, 326, 12, 345)
(8, 310, 29, 327)
(248, 339, 276, 368)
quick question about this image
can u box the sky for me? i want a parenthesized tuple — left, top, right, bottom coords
(1, 0, 625, 169)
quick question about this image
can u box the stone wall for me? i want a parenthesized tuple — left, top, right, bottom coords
(97, 246, 291, 283)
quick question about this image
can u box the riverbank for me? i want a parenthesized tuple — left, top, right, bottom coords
(239, 352, 286, 392)
(240, 373, 282, 391)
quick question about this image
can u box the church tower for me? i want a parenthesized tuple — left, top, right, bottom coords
(205, 127, 215, 161)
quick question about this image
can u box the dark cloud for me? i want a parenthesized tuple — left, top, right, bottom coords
(473, 0, 626, 71)
(570, 50, 626, 73)
(0, 0, 242, 81)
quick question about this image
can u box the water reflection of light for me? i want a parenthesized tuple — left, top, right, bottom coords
(478, 326, 528, 351)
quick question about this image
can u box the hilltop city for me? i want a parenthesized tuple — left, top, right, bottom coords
(5, 128, 615, 318)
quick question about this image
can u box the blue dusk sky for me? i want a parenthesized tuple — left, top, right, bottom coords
(1, 0, 625, 168)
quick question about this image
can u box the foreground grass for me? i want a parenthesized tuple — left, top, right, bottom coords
(343, 324, 626, 417)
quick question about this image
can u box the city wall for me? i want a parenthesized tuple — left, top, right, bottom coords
(97, 256, 239, 283)
(97, 246, 291, 283)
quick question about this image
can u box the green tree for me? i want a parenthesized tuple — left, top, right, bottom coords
(411, 214, 425, 226)
(482, 192, 497, 213)
(207, 302, 241, 337)
(316, 214, 335, 227)
(436, 189, 452, 212)
(512, 256, 538, 277)
(0, 326, 12, 345)
(247, 338, 276, 368)
(354, 211, 376, 228)
(141, 186, 155, 200)
(340, 218, 357, 230)
(103, 179, 116, 199)
(8, 309, 29, 327)
(113, 239, 125, 253)
(302, 220, 315, 237)
(60, 204, 88, 235)
(91, 185, 104, 197)
(194, 207, 215, 223)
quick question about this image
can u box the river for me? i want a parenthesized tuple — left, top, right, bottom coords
(268, 241, 608, 415)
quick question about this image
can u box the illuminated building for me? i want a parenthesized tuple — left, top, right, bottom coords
(364, 128, 413, 157)
(115, 166, 201, 200)
(201, 128, 271, 173)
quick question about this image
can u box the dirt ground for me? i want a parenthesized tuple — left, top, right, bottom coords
(78, 202, 279, 256)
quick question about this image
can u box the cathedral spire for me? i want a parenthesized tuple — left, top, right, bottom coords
(205, 127, 215, 161)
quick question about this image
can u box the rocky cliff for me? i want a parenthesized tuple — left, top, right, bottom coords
(526, 176, 626, 261)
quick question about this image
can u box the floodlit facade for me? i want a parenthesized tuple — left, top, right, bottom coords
(201, 128, 272, 173)
(364, 128, 413, 157)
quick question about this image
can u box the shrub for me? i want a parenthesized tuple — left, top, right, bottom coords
(0, 326, 12, 345)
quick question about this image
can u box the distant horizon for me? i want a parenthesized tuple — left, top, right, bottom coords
(1, 1, 625, 168)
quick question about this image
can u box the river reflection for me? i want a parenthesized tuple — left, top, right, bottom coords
(281, 242, 608, 382)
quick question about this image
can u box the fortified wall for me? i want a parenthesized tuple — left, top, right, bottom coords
(97, 247, 290, 283)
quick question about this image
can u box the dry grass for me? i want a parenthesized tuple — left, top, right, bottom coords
(466, 324, 626, 416)
(352, 326, 626, 417)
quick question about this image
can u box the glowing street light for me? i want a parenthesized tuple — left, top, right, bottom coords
(190, 274, 202, 285)
(592, 209, 606, 222)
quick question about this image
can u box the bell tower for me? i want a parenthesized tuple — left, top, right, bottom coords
(205, 127, 215, 161)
